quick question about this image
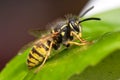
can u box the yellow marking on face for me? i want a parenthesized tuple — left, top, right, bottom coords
(69, 23, 74, 29)
(79, 25, 82, 31)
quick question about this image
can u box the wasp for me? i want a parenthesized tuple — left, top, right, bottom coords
(27, 6, 101, 73)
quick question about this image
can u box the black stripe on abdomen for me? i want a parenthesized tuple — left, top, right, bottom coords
(41, 43, 49, 51)
(32, 47, 45, 58)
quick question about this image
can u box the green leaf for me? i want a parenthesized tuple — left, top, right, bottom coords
(0, 48, 31, 80)
(0, 8, 120, 80)
(69, 50, 120, 80)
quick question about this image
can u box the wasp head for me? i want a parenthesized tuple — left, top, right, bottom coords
(68, 16, 82, 37)
(68, 15, 101, 38)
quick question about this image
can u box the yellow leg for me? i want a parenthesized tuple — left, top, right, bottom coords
(71, 31, 88, 43)
(67, 41, 87, 46)
(34, 42, 53, 73)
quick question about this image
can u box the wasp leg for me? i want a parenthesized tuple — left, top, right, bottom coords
(67, 41, 87, 46)
(34, 42, 53, 73)
(71, 31, 88, 43)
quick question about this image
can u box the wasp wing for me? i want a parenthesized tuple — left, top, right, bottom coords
(17, 41, 35, 55)
(19, 18, 66, 54)
(17, 33, 53, 55)
(28, 28, 50, 38)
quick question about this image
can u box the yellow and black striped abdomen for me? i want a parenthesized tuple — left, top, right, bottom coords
(27, 42, 50, 69)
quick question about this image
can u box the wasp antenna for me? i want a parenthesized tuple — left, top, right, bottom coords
(79, 17, 101, 23)
(80, 6, 94, 18)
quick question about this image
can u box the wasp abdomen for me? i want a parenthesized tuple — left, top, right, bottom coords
(27, 41, 50, 69)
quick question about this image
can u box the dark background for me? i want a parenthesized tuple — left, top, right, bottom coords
(0, 0, 89, 70)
